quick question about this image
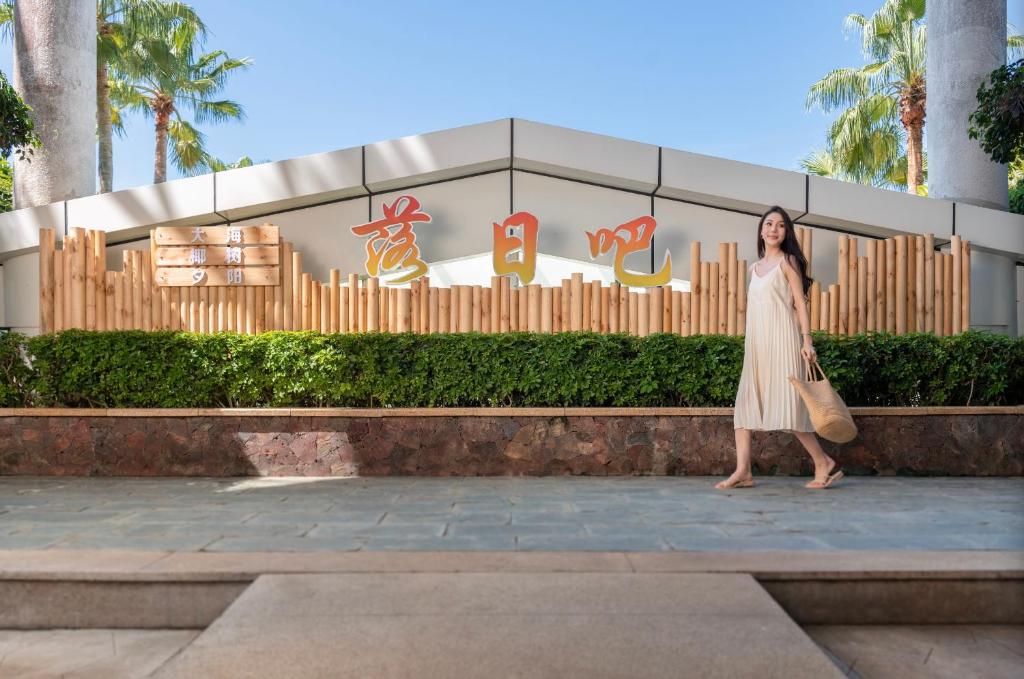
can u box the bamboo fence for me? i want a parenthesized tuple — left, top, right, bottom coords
(39, 226, 970, 337)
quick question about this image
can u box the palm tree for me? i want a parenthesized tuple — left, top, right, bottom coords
(806, 0, 927, 194)
(1, 1, 206, 193)
(96, 1, 206, 192)
(111, 37, 250, 183)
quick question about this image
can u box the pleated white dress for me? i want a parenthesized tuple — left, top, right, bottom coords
(733, 258, 815, 433)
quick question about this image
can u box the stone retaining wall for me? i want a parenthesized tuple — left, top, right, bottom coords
(1, 408, 1020, 477)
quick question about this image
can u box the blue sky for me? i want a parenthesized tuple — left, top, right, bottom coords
(3, 0, 1023, 191)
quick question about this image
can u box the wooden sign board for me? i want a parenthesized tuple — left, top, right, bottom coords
(156, 266, 281, 287)
(155, 246, 281, 267)
(154, 225, 279, 246)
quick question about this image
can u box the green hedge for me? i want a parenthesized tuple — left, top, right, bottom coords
(0, 329, 1020, 408)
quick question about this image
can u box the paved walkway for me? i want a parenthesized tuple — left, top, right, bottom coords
(2, 477, 1022, 552)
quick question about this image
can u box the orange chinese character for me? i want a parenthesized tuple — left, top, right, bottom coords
(492, 211, 539, 284)
(350, 195, 430, 284)
(586, 216, 671, 287)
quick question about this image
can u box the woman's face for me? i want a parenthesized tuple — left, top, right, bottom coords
(761, 212, 787, 248)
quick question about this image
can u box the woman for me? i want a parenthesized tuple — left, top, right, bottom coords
(715, 206, 843, 490)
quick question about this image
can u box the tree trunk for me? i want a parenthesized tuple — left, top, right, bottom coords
(96, 54, 113, 193)
(154, 106, 170, 184)
(900, 79, 926, 195)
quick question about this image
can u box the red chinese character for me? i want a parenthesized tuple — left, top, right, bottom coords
(350, 195, 430, 284)
(586, 216, 671, 287)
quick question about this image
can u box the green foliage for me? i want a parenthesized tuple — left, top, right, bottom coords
(0, 331, 32, 406)
(969, 59, 1024, 166)
(0, 156, 11, 212)
(0, 69, 39, 161)
(6, 330, 1021, 409)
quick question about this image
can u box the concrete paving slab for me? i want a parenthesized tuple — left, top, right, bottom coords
(152, 573, 845, 678)
(0, 629, 199, 679)
(806, 625, 1024, 679)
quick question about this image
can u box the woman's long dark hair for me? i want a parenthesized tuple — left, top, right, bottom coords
(756, 205, 814, 298)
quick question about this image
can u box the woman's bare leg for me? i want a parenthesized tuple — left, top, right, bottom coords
(714, 428, 754, 488)
(792, 431, 836, 485)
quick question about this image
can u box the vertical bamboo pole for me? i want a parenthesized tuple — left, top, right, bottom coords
(570, 273, 583, 331)
(551, 286, 561, 333)
(649, 286, 663, 333)
(345, 274, 357, 332)
(460, 285, 473, 332)
(366, 277, 379, 332)
(298, 273, 309, 330)
(689, 242, 701, 334)
(838, 235, 848, 334)
(121, 251, 134, 330)
(61, 233, 72, 329)
(99, 232, 111, 328)
(607, 282, 619, 333)
(885, 238, 896, 332)
(140, 251, 153, 331)
(921, 236, 929, 331)
(39, 228, 55, 333)
(925, 234, 935, 333)
(83, 230, 96, 330)
(828, 283, 839, 334)
(699, 262, 710, 334)
(727, 255, 737, 335)
(320, 283, 330, 332)
(168, 288, 180, 331)
(291, 252, 302, 330)
(224, 288, 234, 333)
(582, 279, 592, 330)
(943, 253, 953, 336)
(419, 278, 430, 334)
(865, 240, 876, 332)
(129, 250, 142, 330)
(737, 262, 747, 335)
(53, 249, 64, 332)
(680, 291, 691, 336)
(428, 287, 439, 333)
(636, 291, 648, 337)
(906, 236, 916, 331)
(500, 277, 511, 332)
(438, 287, 451, 332)
(588, 281, 600, 332)
(233, 288, 243, 334)
(934, 252, 944, 337)
(526, 284, 539, 332)
(716, 244, 728, 334)
(113, 272, 124, 330)
(394, 287, 408, 332)
(601, 286, 611, 333)
(560, 279, 571, 332)
(848, 238, 858, 335)
(534, 286, 548, 333)
(895, 235, 907, 334)
(857, 256, 867, 334)
(618, 285, 628, 333)
(951, 235, 962, 334)
(623, 292, 634, 335)
(472, 285, 483, 332)
(876, 239, 886, 332)
(104, 271, 115, 331)
(198, 287, 209, 334)
(281, 242, 292, 331)
(241, 287, 252, 334)
(809, 280, 821, 332)
(327, 269, 339, 333)
(481, 284, 491, 333)
(709, 262, 720, 334)
(661, 285, 672, 333)
(671, 290, 681, 334)
(518, 285, 529, 331)
(819, 289, 828, 332)
(384, 286, 393, 332)
(69, 228, 86, 328)
(409, 280, 420, 333)
(489, 276, 501, 332)
(961, 239, 970, 332)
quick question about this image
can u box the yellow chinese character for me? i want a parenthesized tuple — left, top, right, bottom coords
(350, 195, 430, 284)
(586, 216, 671, 287)
(492, 211, 539, 285)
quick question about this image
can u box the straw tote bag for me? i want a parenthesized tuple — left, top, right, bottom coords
(788, 358, 858, 443)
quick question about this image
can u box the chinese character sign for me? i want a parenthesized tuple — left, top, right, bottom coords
(350, 195, 430, 284)
(586, 216, 672, 287)
(492, 211, 539, 285)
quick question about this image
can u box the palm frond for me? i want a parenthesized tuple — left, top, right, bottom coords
(167, 118, 207, 174)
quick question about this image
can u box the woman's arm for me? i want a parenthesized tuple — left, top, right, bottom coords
(781, 255, 816, 360)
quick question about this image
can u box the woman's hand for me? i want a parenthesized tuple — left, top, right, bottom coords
(801, 337, 817, 362)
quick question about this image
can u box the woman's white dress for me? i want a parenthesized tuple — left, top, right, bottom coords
(733, 259, 815, 433)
